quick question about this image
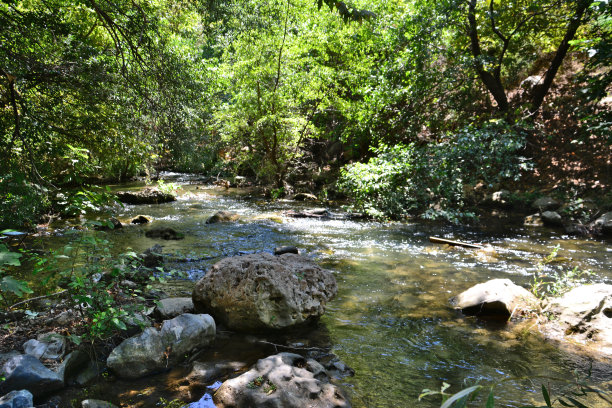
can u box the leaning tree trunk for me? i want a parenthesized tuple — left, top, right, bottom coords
(530, 0, 593, 112)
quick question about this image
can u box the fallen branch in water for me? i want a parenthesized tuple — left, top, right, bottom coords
(429, 236, 483, 249)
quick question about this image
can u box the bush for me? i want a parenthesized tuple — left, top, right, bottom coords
(338, 121, 530, 222)
(0, 172, 50, 229)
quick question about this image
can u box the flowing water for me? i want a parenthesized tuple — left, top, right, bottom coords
(24, 175, 612, 407)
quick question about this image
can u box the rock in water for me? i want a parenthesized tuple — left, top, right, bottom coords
(205, 211, 240, 224)
(450, 279, 538, 320)
(130, 215, 151, 224)
(145, 228, 184, 240)
(540, 284, 612, 356)
(106, 314, 215, 379)
(81, 400, 118, 408)
(0, 389, 34, 408)
(541, 211, 563, 227)
(106, 327, 166, 379)
(213, 353, 351, 408)
(193, 253, 337, 331)
(115, 188, 176, 205)
(273, 246, 299, 256)
(0, 354, 63, 397)
(531, 196, 561, 211)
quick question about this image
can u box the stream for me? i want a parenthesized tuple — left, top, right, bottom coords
(26, 175, 612, 407)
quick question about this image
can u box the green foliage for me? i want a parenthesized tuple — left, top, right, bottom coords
(155, 180, 180, 196)
(0, 244, 32, 306)
(0, 172, 50, 228)
(531, 246, 594, 300)
(31, 224, 153, 343)
(339, 122, 530, 221)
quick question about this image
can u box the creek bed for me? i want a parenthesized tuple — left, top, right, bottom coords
(25, 178, 612, 407)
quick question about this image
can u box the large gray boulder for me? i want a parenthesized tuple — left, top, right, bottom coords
(0, 390, 33, 408)
(450, 279, 539, 320)
(0, 354, 63, 397)
(106, 314, 215, 379)
(193, 253, 337, 331)
(540, 284, 612, 355)
(213, 353, 351, 408)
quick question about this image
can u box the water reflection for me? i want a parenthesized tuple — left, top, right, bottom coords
(35, 178, 612, 407)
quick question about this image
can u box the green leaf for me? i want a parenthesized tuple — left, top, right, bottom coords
(542, 385, 552, 407)
(0, 246, 22, 266)
(0, 276, 32, 297)
(486, 389, 495, 408)
(441, 386, 481, 408)
(564, 397, 589, 408)
(112, 317, 127, 330)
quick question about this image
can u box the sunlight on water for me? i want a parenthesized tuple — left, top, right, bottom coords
(36, 178, 611, 407)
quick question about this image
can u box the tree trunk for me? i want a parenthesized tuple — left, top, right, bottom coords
(530, 0, 592, 112)
(467, 0, 509, 111)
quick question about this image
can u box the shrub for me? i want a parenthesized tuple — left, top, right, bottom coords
(338, 121, 530, 221)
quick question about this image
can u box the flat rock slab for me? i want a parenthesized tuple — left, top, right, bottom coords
(0, 354, 63, 397)
(540, 284, 612, 356)
(115, 188, 176, 205)
(450, 279, 539, 320)
(213, 353, 351, 408)
(193, 253, 337, 331)
(145, 228, 184, 240)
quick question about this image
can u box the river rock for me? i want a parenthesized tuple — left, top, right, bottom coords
(284, 209, 331, 219)
(140, 244, 163, 267)
(524, 214, 544, 227)
(115, 188, 176, 205)
(273, 246, 299, 256)
(531, 196, 560, 211)
(106, 327, 166, 379)
(186, 361, 246, 385)
(145, 227, 184, 240)
(55, 350, 90, 384)
(130, 215, 151, 224)
(541, 211, 563, 227)
(590, 212, 612, 236)
(450, 279, 539, 320)
(155, 297, 194, 319)
(160, 313, 216, 361)
(81, 400, 118, 408)
(205, 211, 240, 224)
(193, 253, 337, 331)
(292, 192, 318, 201)
(485, 190, 512, 208)
(540, 284, 612, 355)
(106, 314, 215, 379)
(0, 389, 33, 408)
(23, 332, 65, 361)
(213, 352, 351, 408)
(0, 354, 64, 397)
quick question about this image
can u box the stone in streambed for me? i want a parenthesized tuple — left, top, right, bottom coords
(213, 352, 351, 408)
(540, 284, 612, 356)
(23, 332, 65, 361)
(450, 279, 539, 320)
(106, 314, 215, 379)
(145, 228, 184, 240)
(115, 188, 175, 205)
(0, 354, 63, 397)
(192, 253, 337, 331)
(205, 211, 240, 224)
(155, 297, 194, 319)
(81, 400, 118, 408)
(0, 389, 33, 408)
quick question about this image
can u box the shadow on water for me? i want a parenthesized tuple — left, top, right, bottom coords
(27, 177, 612, 407)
